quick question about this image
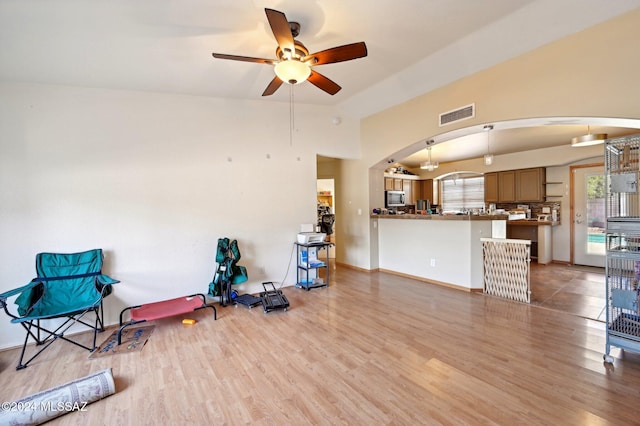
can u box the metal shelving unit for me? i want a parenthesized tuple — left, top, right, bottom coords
(604, 134, 640, 364)
(295, 242, 332, 290)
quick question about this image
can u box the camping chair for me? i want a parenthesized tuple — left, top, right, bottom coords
(208, 238, 248, 306)
(0, 249, 119, 370)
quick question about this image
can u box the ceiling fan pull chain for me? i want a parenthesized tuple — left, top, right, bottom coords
(289, 84, 295, 146)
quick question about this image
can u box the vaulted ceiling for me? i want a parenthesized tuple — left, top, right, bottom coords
(2, 0, 640, 164)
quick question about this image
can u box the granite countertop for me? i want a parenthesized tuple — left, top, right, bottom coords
(507, 219, 560, 226)
(371, 214, 509, 221)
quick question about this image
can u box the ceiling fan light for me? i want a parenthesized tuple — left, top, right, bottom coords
(571, 133, 608, 147)
(274, 60, 311, 85)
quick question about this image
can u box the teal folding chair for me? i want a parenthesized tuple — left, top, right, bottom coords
(0, 249, 119, 369)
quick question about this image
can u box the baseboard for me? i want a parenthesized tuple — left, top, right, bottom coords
(378, 268, 480, 293)
(334, 261, 373, 273)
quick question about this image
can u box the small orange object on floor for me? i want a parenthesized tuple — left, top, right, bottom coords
(182, 319, 196, 325)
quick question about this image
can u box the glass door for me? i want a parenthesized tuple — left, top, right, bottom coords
(573, 165, 605, 267)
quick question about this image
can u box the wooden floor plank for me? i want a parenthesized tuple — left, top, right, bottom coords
(0, 263, 638, 425)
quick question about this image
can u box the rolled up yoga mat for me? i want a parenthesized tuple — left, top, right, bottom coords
(0, 368, 115, 425)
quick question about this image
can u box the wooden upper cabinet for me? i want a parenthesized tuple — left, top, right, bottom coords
(420, 179, 434, 202)
(483, 167, 546, 203)
(411, 180, 419, 204)
(393, 178, 403, 191)
(484, 172, 498, 203)
(383, 175, 431, 206)
(402, 179, 413, 204)
(498, 170, 516, 202)
(516, 167, 545, 202)
(384, 178, 394, 191)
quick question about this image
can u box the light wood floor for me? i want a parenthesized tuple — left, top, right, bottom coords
(1, 264, 638, 425)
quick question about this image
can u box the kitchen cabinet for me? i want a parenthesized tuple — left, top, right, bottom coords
(384, 174, 424, 205)
(499, 170, 516, 202)
(385, 178, 394, 191)
(402, 179, 413, 204)
(385, 177, 404, 191)
(484, 167, 546, 203)
(516, 167, 545, 202)
(419, 179, 434, 203)
(484, 172, 498, 203)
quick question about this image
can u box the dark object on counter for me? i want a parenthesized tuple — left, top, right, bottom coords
(416, 199, 430, 211)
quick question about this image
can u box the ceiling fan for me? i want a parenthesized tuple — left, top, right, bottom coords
(212, 8, 368, 96)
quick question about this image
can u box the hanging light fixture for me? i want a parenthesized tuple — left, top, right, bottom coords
(274, 59, 311, 84)
(274, 38, 312, 85)
(571, 125, 608, 147)
(484, 124, 494, 166)
(420, 140, 439, 171)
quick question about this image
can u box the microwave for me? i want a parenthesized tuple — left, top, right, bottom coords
(385, 190, 406, 207)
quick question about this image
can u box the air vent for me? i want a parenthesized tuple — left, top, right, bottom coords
(439, 103, 475, 126)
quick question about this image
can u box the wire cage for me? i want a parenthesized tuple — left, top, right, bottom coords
(605, 134, 640, 220)
(606, 254, 640, 344)
(604, 133, 640, 363)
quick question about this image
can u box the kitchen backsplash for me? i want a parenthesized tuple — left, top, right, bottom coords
(496, 202, 561, 219)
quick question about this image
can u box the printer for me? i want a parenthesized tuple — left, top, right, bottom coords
(297, 232, 327, 244)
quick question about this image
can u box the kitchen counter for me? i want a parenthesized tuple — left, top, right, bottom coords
(508, 219, 560, 226)
(372, 214, 508, 221)
(373, 216, 496, 291)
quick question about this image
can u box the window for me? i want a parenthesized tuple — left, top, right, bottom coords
(441, 176, 485, 212)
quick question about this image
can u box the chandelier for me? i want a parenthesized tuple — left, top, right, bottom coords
(484, 124, 494, 166)
(420, 140, 439, 171)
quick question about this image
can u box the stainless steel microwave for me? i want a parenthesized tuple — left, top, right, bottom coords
(385, 190, 406, 207)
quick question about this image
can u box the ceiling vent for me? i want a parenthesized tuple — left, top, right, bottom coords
(439, 103, 475, 127)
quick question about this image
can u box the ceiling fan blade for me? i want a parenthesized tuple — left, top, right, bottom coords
(308, 70, 341, 95)
(212, 53, 275, 65)
(304, 42, 368, 65)
(262, 76, 284, 96)
(265, 8, 294, 53)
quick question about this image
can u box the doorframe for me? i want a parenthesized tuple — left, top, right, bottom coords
(569, 162, 604, 265)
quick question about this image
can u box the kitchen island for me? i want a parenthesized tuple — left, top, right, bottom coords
(373, 214, 508, 291)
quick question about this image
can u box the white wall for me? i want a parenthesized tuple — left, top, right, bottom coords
(337, 8, 640, 272)
(378, 218, 492, 289)
(0, 83, 360, 349)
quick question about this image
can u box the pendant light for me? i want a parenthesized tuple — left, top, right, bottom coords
(420, 140, 439, 171)
(571, 125, 607, 147)
(484, 124, 494, 166)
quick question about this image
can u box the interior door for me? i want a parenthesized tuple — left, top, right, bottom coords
(573, 165, 605, 267)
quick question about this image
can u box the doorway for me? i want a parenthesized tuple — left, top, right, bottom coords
(317, 178, 336, 258)
(572, 164, 605, 267)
